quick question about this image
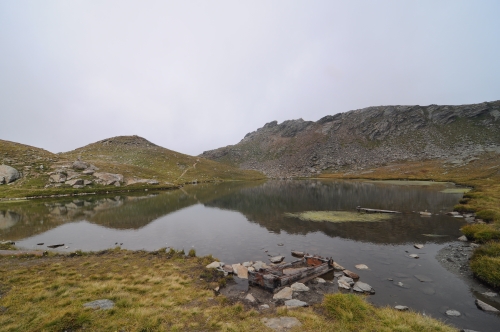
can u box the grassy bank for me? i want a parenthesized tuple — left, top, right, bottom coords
(0, 249, 456, 331)
(318, 153, 500, 289)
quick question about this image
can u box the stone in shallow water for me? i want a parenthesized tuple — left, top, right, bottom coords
(262, 317, 302, 331)
(273, 287, 293, 300)
(445, 309, 461, 317)
(83, 299, 114, 310)
(291, 282, 309, 292)
(475, 299, 499, 313)
(333, 262, 345, 271)
(409, 254, 419, 259)
(355, 264, 369, 270)
(343, 270, 359, 279)
(270, 256, 285, 264)
(414, 244, 424, 249)
(414, 274, 433, 282)
(339, 276, 354, 285)
(353, 281, 375, 294)
(482, 291, 498, 297)
(395, 305, 409, 311)
(285, 299, 308, 308)
(338, 279, 351, 290)
(252, 261, 268, 271)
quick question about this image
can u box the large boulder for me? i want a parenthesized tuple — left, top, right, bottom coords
(72, 160, 89, 170)
(0, 165, 20, 184)
(94, 172, 123, 186)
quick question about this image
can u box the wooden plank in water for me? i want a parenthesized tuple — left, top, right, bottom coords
(356, 207, 401, 214)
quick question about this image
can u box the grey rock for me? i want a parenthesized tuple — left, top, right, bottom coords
(343, 269, 359, 279)
(206, 261, 220, 269)
(252, 261, 268, 271)
(270, 255, 285, 264)
(83, 180, 93, 186)
(291, 250, 305, 257)
(355, 264, 369, 270)
(353, 281, 375, 294)
(72, 160, 89, 170)
(409, 254, 419, 259)
(458, 235, 468, 242)
(242, 261, 253, 267)
(94, 172, 124, 186)
(338, 278, 351, 290)
(339, 276, 354, 285)
(83, 299, 114, 310)
(65, 179, 83, 186)
(291, 282, 309, 292)
(259, 304, 270, 310)
(482, 292, 498, 297)
(49, 173, 66, 183)
(315, 277, 326, 283)
(394, 305, 409, 311)
(333, 262, 345, 271)
(261, 317, 302, 331)
(273, 287, 293, 300)
(414, 244, 424, 249)
(245, 293, 256, 303)
(73, 185, 84, 189)
(285, 299, 308, 307)
(82, 169, 95, 175)
(147, 180, 159, 185)
(0, 165, 20, 184)
(475, 299, 499, 313)
(445, 309, 461, 317)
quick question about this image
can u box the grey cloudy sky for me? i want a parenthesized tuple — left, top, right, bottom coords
(1, 1, 499, 155)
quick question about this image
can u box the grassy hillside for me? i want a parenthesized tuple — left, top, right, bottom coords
(0, 136, 264, 199)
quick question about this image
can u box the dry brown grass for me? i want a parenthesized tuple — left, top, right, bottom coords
(0, 249, 457, 332)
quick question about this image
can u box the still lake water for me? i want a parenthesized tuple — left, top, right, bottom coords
(1, 180, 499, 331)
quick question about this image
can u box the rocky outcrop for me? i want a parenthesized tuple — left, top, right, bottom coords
(201, 100, 500, 177)
(93, 172, 123, 186)
(0, 165, 20, 184)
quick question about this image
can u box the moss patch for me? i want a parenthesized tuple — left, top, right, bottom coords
(285, 211, 394, 223)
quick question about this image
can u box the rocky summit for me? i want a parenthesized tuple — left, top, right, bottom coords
(200, 101, 500, 177)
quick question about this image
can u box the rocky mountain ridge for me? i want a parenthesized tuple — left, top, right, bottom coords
(200, 101, 500, 177)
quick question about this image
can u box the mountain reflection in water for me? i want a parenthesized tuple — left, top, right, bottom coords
(1, 180, 464, 245)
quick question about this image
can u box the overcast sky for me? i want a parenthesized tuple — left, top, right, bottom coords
(1, 1, 499, 155)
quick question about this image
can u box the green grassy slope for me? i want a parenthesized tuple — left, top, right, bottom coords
(0, 136, 264, 198)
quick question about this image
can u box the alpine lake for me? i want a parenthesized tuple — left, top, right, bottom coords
(1, 179, 499, 331)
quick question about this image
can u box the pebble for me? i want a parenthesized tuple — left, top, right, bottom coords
(409, 254, 419, 259)
(414, 244, 424, 249)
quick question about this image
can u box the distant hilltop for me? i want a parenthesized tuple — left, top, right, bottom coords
(200, 101, 500, 177)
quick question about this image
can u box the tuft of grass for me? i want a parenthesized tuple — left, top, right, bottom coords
(461, 224, 500, 243)
(470, 242, 500, 289)
(188, 248, 196, 257)
(285, 210, 394, 223)
(476, 209, 500, 222)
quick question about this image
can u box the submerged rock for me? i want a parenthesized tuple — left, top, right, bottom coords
(343, 270, 359, 279)
(414, 275, 433, 282)
(355, 264, 369, 270)
(414, 244, 424, 249)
